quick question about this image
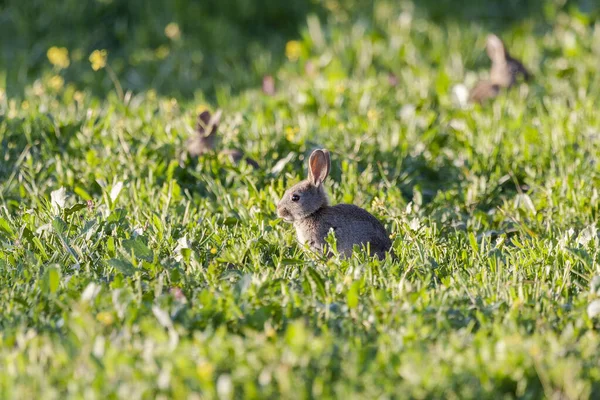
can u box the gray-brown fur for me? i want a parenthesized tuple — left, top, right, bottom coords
(470, 34, 531, 103)
(186, 110, 258, 168)
(187, 110, 220, 156)
(277, 149, 391, 259)
(294, 204, 391, 258)
(469, 80, 501, 103)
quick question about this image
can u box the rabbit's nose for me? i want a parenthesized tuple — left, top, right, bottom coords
(276, 204, 286, 217)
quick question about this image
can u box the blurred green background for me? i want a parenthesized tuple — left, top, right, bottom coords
(1, 0, 597, 100)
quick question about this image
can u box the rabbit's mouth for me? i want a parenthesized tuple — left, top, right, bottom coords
(277, 207, 294, 222)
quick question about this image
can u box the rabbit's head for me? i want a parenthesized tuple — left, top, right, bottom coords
(188, 110, 222, 155)
(196, 110, 221, 137)
(277, 149, 330, 222)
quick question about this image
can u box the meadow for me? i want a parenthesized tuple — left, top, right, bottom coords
(2, 0, 600, 398)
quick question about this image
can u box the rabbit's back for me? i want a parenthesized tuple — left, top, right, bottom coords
(296, 204, 391, 258)
(187, 135, 215, 156)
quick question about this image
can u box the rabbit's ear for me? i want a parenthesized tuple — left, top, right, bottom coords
(486, 34, 506, 62)
(196, 110, 222, 137)
(308, 149, 330, 186)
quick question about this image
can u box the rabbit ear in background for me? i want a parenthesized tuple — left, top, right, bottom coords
(196, 109, 222, 137)
(308, 149, 330, 186)
(486, 34, 507, 63)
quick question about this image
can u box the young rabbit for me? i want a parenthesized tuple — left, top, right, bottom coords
(470, 34, 531, 103)
(277, 149, 392, 259)
(187, 110, 259, 168)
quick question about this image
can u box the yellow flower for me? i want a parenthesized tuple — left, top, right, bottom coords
(210, 247, 217, 255)
(47, 47, 70, 69)
(196, 361, 214, 381)
(285, 126, 300, 141)
(73, 91, 85, 103)
(96, 311, 114, 325)
(21, 100, 30, 110)
(165, 23, 181, 40)
(89, 49, 108, 71)
(285, 126, 295, 141)
(367, 108, 379, 121)
(155, 45, 170, 60)
(48, 75, 64, 91)
(285, 40, 302, 62)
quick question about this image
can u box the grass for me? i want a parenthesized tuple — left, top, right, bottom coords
(2, 0, 600, 398)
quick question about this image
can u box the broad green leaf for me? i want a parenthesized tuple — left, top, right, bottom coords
(41, 265, 61, 294)
(52, 217, 68, 235)
(122, 237, 153, 262)
(108, 258, 136, 276)
(64, 203, 87, 217)
(0, 217, 14, 237)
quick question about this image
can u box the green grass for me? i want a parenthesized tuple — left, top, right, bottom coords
(2, 0, 600, 398)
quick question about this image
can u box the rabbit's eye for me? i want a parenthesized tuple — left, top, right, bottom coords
(291, 194, 300, 202)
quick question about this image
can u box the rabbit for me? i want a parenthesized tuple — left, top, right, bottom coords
(186, 110, 259, 168)
(277, 149, 392, 259)
(186, 110, 220, 156)
(470, 34, 531, 103)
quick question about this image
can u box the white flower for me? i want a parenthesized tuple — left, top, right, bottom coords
(51, 187, 67, 213)
(217, 374, 233, 400)
(132, 226, 144, 238)
(399, 104, 416, 121)
(174, 236, 191, 262)
(452, 84, 469, 108)
(587, 299, 600, 318)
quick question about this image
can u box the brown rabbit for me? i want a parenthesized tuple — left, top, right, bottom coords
(470, 34, 531, 103)
(277, 149, 392, 259)
(187, 110, 259, 168)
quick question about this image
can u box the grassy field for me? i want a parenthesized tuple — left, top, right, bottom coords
(2, 0, 600, 398)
